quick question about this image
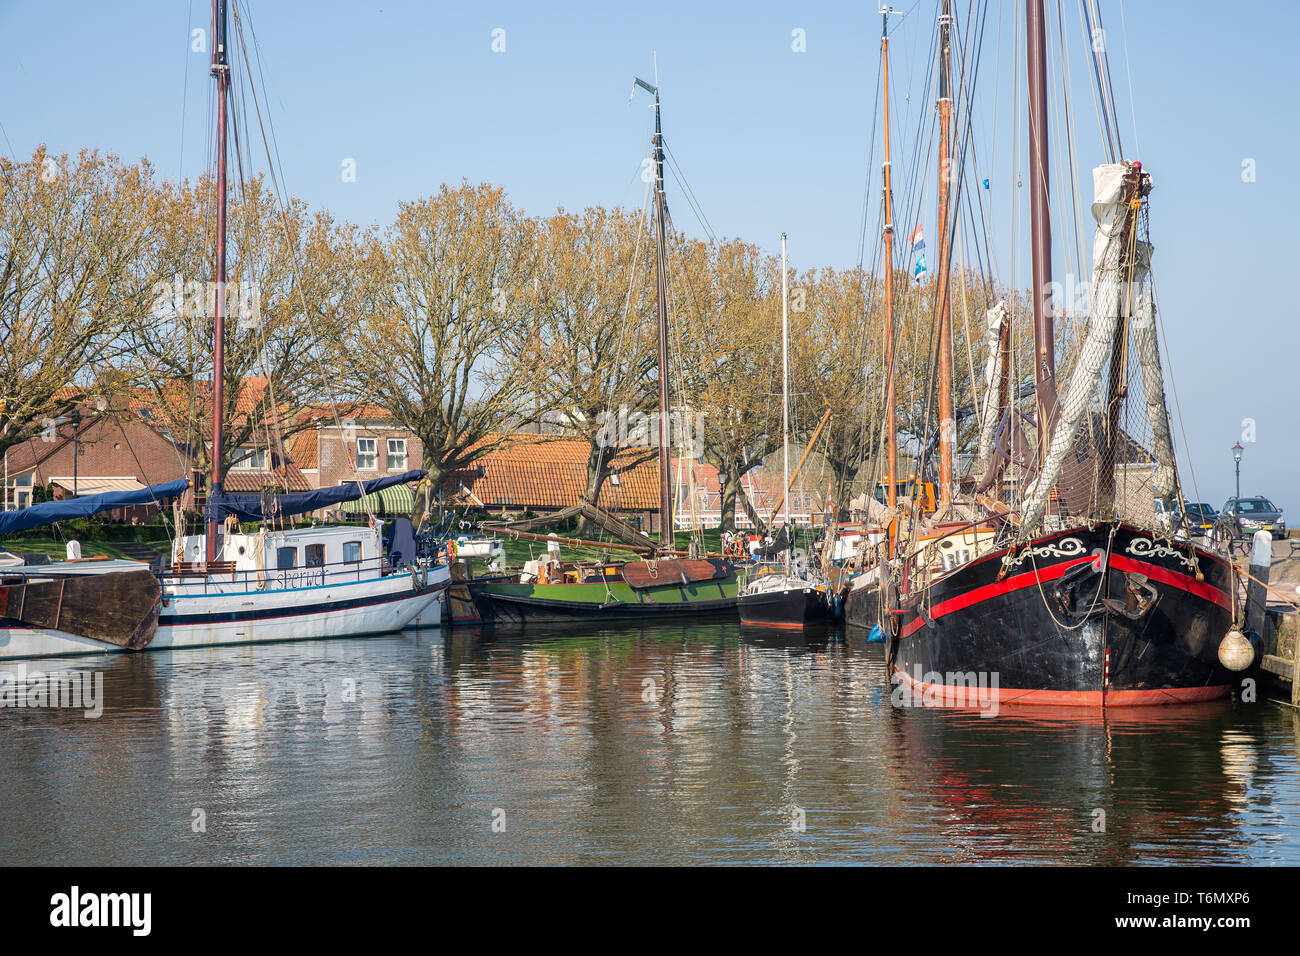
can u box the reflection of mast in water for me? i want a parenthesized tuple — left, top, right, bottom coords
(775, 654, 803, 860)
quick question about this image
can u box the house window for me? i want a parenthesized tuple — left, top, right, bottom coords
(4, 473, 33, 511)
(233, 447, 268, 470)
(356, 438, 377, 470)
(305, 544, 325, 567)
(343, 541, 362, 564)
(386, 438, 407, 471)
(276, 547, 297, 570)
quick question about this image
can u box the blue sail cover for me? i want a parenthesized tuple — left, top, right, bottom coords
(205, 469, 427, 523)
(0, 478, 191, 537)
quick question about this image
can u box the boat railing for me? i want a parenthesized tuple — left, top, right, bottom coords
(160, 553, 420, 594)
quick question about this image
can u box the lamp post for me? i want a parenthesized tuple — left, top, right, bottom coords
(1232, 441, 1243, 504)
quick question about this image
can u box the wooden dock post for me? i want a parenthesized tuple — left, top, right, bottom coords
(1245, 530, 1271, 640)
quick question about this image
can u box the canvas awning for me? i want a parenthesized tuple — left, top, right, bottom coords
(340, 483, 415, 516)
(49, 476, 145, 497)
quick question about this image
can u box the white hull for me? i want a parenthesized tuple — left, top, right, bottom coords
(154, 567, 449, 650)
(0, 625, 125, 660)
(0, 566, 449, 660)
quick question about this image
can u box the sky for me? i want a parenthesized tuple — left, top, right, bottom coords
(1, 0, 1295, 514)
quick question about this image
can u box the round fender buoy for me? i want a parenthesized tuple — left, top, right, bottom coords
(1217, 629, 1255, 672)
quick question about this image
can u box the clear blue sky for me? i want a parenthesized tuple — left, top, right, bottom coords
(1, 0, 1295, 513)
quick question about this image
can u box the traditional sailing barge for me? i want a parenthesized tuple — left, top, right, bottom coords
(858, 0, 1238, 707)
(477, 73, 741, 625)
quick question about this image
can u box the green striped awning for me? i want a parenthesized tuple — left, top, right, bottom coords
(341, 484, 415, 516)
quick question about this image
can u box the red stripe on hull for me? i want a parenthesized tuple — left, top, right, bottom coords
(1108, 555, 1232, 611)
(895, 666, 1231, 709)
(899, 555, 1093, 637)
(899, 550, 1232, 638)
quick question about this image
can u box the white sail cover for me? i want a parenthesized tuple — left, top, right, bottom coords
(1020, 161, 1173, 530)
(976, 299, 1009, 473)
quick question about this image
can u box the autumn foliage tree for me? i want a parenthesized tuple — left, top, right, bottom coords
(339, 182, 541, 486)
(515, 204, 657, 525)
(0, 148, 160, 460)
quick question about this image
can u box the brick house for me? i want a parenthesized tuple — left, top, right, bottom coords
(289, 405, 423, 519)
(1, 382, 312, 522)
(2, 411, 192, 522)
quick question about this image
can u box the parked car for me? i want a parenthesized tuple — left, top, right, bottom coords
(1221, 496, 1287, 539)
(1154, 499, 1215, 538)
(1180, 501, 1218, 535)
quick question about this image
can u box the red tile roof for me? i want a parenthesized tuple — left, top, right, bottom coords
(288, 431, 319, 470)
(444, 435, 661, 512)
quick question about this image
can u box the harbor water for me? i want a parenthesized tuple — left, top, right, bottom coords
(1, 623, 1298, 865)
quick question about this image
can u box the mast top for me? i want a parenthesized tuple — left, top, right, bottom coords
(937, 0, 953, 102)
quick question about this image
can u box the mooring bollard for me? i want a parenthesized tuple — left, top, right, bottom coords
(1223, 531, 1273, 673)
(1245, 529, 1272, 640)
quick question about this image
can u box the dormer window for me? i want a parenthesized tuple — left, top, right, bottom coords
(232, 447, 268, 470)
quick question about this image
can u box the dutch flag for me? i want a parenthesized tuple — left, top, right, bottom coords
(909, 225, 927, 281)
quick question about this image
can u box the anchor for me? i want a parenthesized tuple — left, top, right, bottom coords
(1101, 571, 1159, 621)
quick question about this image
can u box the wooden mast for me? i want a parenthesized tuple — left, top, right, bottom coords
(640, 77, 674, 547)
(206, 0, 230, 562)
(780, 233, 791, 572)
(1025, 0, 1057, 468)
(935, 0, 956, 509)
(880, 7, 900, 543)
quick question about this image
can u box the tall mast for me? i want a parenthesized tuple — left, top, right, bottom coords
(780, 233, 791, 572)
(637, 76, 674, 547)
(1026, 0, 1056, 466)
(206, 0, 230, 562)
(881, 7, 900, 540)
(934, 0, 956, 509)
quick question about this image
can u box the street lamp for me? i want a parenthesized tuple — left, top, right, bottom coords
(1232, 441, 1243, 504)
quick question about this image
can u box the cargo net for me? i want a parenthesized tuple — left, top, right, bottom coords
(1017, 162, 1178, 537)
(1049, 312, 1174, 531)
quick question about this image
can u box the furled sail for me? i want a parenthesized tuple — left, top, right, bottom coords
(976, 299, 1009, 470)
(205, 469, 427, 523)
(0, 478, 190, 537)
(1020, 161, 1157, 530)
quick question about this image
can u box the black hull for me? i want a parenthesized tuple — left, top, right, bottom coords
(890, 522, 1236, 707)
(737, 586, 837, 629)
(844, 580, 881, 630)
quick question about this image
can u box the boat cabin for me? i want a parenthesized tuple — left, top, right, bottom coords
(174, 524, 387, 589)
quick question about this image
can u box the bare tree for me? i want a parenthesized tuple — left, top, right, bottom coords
(0, 148, 160, 460)
(337, 182, 541, 488)
(517, 204, 657, 529)
(125, 172, 355, 478)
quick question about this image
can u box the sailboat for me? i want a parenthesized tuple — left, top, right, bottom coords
(478, 73, 740, 625)
(856, 0, 1238, 706)
(0, 0, 448, 659)
(738, 234, 838, 628)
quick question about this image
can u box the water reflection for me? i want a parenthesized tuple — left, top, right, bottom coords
(0, 623, 1297, 864)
